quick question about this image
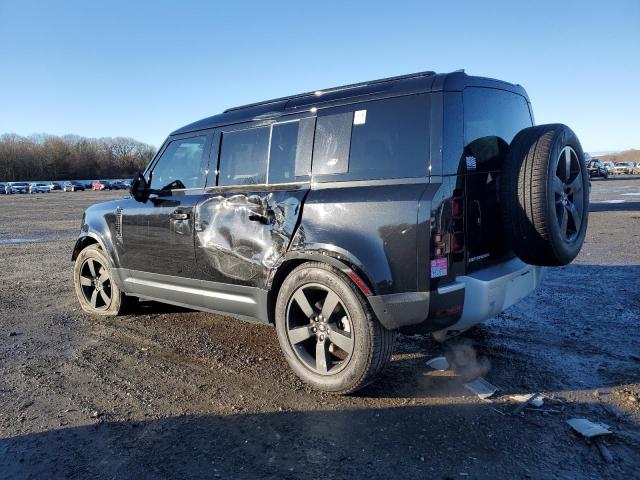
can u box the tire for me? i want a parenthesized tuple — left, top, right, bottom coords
(275, 262, 396, 394)
(73, 244, 135, 316)
(501, 124, 589, 266)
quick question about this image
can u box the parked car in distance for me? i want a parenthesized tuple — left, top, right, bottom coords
(29, 182, 51, 194)
(7, 182, 30, 194)
(620, 162, 640, 175)
(111, 180, 129, 190)
(47, 181, 62, 191)
(92, 180, 114, 191)
(64, 181, 86, 192)
(602, 161, 615, 173)
(587, 159, 609, 179)
(611, 163, 627, 175)
(72, 70, 589, 394)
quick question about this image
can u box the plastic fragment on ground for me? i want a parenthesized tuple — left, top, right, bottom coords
(425, 356, 449, 371)
(463, 377, 498, 399)
(510, 393, 544, 407)
(567, 418, 612, 438)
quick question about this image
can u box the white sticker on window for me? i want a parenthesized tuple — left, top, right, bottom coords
(353, 110, 367, 125)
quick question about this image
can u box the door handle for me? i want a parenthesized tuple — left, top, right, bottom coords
(170, 212, 191, 220)
(248, 210, 275, 225)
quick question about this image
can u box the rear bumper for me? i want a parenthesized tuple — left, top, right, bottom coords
(432, 257, 544, 341)
(368, 257, 544, 334)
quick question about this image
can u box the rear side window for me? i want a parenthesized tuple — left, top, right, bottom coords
(268, 117, 315, 183)
(463, 88, 532, 171)
(218, 127, 270, 186)
(217, 118, 315, 187)
(312, 94, 430, 181)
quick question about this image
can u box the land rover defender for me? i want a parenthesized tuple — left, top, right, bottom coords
(72, 71, 589, 393)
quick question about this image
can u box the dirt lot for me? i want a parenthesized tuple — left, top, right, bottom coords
(1, 178, 639, 479)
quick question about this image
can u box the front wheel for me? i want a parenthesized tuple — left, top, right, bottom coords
(73, 245, 132, 316)
(275, 262, 396, 394)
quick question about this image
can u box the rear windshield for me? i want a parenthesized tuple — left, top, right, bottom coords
(463, 88, 532, 172)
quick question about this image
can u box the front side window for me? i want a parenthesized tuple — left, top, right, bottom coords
(218, 127, 270, 186)
(150, 136, 207, 190)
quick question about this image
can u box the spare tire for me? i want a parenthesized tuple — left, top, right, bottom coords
(501, 124, 589, 266)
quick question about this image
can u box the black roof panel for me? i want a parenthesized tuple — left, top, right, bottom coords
(171, 71, 529, 136)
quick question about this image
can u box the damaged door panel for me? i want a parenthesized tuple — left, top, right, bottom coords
(194, 115, 315, 288)
(194, 187, 308, 287)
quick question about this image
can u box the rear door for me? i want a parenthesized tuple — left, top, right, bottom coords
(462, 88, 533, 272)
(194, 114, 315, 288)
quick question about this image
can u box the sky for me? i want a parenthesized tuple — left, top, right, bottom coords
(0, 0, 638, 153)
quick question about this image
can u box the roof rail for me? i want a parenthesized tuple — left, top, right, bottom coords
(223, 70, 437, 113)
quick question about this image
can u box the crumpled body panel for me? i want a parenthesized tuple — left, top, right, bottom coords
(195, 190, 305, 287)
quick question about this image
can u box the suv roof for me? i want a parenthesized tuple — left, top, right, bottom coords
(172, 71, 529, 137)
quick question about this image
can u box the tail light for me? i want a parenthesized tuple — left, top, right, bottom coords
(451, 193, 464, 220)
(451, 232, 465, 254)
(451, 189, 465, 257)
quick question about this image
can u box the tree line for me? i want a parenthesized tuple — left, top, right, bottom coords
(0, 133, 156, 182)
(599, 149, 640, 164)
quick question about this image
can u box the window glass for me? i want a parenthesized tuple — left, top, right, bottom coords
(268, 121, 298, 184)
(219, 127, 270, 186)
(463, 88, 532, 171)
(150, 136, 207, 190)
(312, 112, 353, 175)
(348, 95, 430, 180)
(311, 95, 431, 181)
(268, 117, 315, 183)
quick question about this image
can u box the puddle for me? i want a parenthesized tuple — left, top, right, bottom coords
(0, 228, 77, 245)
(0, 238, 45, 245)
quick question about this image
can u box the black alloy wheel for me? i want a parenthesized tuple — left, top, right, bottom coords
(285, 283, 354, 375)
(552, 146, 584, 242)
(78, 257, 112, 310)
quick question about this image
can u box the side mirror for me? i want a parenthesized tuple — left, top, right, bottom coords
(130, 172, 150, 203)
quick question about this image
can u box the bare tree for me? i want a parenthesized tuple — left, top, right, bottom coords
(0, 133, 156, 181)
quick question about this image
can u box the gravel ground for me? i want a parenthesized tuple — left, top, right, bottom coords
(1, 178, 639, 479)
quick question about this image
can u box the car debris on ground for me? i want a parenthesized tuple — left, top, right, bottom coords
(567, 418, 614, 464)
(510, 393, 544, 408)
(567, 418, 612, 438)
(463, 377, 498, 400)
(425, 356, 449, 371)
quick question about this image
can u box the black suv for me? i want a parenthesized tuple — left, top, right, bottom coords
(72, 71, 589, 393)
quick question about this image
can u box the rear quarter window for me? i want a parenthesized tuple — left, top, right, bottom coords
(312, 94, 430, 181)
(463, 88, 532, 171)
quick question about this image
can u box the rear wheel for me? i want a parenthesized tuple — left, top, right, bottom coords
(275, 262, 396, 394)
